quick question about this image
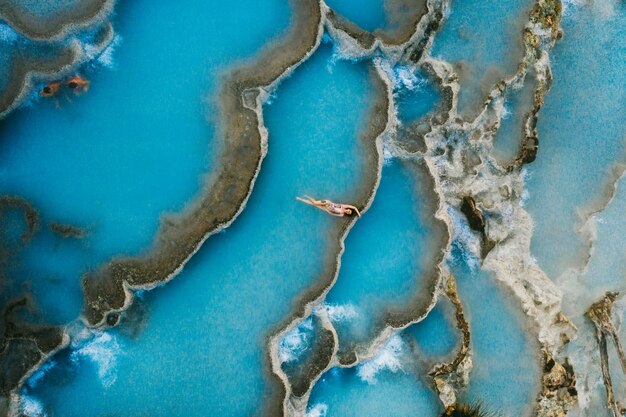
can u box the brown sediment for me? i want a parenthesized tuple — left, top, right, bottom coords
(0, 196, 40, 245)
(0, 22, 115, 118)
(429, 275, 471, 410)
(492, 69, 537, 167)
(268, 60, 389, 416)
(0, 0, 114, 41)
(395, 63, 450, 154)
(374, 0, 428, 46)
(430, 275, 470, 378)
(529, 0, 562, 38)
(49, 222, 86, 239)
(405, 7, 444, 64)
(325, 0, 429, 50)
(511, 84, 540, 167)
(81, 0, 323, 328)
(281, 315, 335, 398)
(0, 44, 76, 116)
(325, 10, 376, 50)
(459, 195, 495, 258)
(0, 298, 67, 410)
(508, 0, 562, 169)
(460, 195, 484, 233)
(586, 292, 626, 417)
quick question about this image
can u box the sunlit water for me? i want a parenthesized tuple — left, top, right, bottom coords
(525, 0, 626, 280)
(0, 0, 291, 323)
(22, 43, 378, 417)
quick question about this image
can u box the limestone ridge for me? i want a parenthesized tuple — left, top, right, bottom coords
(430, 275, 472, 410)
(586, 292, 626, 417)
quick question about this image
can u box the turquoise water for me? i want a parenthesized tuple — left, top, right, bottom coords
(405, 298, 459, 361)
(578, 176, 626, 303)
(5, 0, 625, 415)
(324, 0, 386, 32)
(449, 242, 540, 417)
(0, 0, 291, 323)
(280, 314, 318, 381)
(561, 175, 626, 314)
(492, 72, 536, 165)
(0, 21, 67, 96)
(395, 67, 440, 123)
(526, 1, 626, 280)
(307, 336, 442, 417)
(431, 0, 533, 117)
(326, 158, 440, 356)
(23, 43, 377, 417)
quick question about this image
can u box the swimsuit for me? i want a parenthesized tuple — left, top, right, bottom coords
(324, 202, 345, 215)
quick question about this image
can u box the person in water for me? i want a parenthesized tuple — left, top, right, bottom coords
(66, 75, 89, 92)
(296, 196, 361, 217)
(40, 81, 61, 97)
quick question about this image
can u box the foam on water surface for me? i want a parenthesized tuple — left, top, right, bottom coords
(431, 0, 534, 117)
(0, 0, 291, 322)
(324, 0, 387, 32)
(394, 67, 440, 123)
(23, 43, 378, 416)
(307, 334, 441, 416)
(325, 157, 441, 358)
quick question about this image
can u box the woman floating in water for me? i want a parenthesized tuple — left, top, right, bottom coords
(40, 81, 61, 97)
(66, 75, 90, 92)
(296, 196, 361, 217)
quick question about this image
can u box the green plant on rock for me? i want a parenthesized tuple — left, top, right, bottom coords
(442, 403, 499, 417)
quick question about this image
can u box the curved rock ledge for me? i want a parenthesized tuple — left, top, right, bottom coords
(324, 0, 428, 50)
(333, 158, 448, 365)
(273, 35, 457, 417)
(82, 0, 324, 327)
(316, 0, 578, 414)
(430, 275, 471, 410)
(282, 315, 335, 399)
(572, 162, 626, 278)
(0, 196, 40, 245)
(0, 298, 68, 417)
(586, 292, 626, 417)
(271, 3, 456, 414)
(0, 0, 114, 41)
(270, 57, 390, 417)
(0, 22, 115, 118)
(323, 0, 443, 60)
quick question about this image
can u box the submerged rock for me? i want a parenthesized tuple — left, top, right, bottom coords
(460, 195, 484, 233)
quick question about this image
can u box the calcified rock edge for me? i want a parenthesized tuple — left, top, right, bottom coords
(586, 292, 626, 417)
(0, 0, 117, 118)
(2, 0, 617, 416)
(271, 0, 596, 416)
(1, 0, 323, 413)
(0, 1, 119, 412)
